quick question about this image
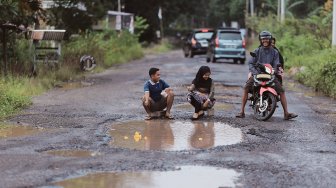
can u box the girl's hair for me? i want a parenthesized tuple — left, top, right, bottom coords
(193, 66, 212, 89)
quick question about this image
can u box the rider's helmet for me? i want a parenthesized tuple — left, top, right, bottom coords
(259, 31, 272, 46)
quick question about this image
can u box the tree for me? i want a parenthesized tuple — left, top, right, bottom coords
(0, 0, 43, 76)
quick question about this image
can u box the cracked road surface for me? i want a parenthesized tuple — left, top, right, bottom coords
(1, 50, 336, 187)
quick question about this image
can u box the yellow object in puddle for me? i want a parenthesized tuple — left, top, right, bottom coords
(134, 131, 142, 142)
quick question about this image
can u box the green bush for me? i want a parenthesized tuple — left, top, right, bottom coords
(0, 30, 145, 119)
(0, 77, 37, 119)
(62, 30, 144, 68)
(294, 49, 336, 97)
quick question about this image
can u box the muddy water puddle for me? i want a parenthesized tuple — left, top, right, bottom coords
(109, 120, 243, 151)
(0, 124, 44, 139)
(58, 81, 93, 91)
(46, 150, 102, 158)
(54, 166, 242, 188)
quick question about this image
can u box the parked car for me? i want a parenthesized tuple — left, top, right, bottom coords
(182, 28, 214, 58)
(206, 28, 246, 64)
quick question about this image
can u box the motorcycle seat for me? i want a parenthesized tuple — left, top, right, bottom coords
(256, 74, 272, 80)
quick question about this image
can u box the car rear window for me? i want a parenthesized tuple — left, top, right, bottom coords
(194, 32, 213, 40)
(219, 32, 242, 40)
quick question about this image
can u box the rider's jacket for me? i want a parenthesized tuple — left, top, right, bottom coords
(249, 46, 280, 75)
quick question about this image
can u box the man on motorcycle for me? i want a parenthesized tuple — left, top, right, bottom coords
(271, 37, 284, 85)
(236, 31, 298, 120)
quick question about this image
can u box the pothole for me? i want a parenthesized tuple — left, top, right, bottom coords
(109, 120, 243, 151)
(0, 124, 44, 139)
(57, 81, 93, 91)
(53, 166, 242, 188)
(45, 150, 102, 158)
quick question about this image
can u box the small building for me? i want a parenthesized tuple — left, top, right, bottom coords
(92, 11, 134, 33)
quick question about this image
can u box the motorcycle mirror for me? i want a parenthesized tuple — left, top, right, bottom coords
(250, 52, 257, 57)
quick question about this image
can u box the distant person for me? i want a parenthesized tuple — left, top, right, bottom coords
(271, 37, 284, 85)
(187, 66, 216, 120)
(142, 67, 174, 120)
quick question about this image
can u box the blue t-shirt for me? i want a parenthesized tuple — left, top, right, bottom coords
(144, 79, 170, 102)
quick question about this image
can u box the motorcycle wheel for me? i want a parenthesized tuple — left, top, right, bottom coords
(253, 92, 277, 121)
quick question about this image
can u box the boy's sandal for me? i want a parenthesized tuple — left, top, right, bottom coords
(284, 113, 298, 120)
(192, 114, 199, 120)
(198, 112, 205, 118)
(145, 115, 153, 120)
(235, 112, 245, 118)
(165, 114, 174, 120)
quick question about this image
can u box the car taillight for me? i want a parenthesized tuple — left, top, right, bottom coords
(191, 38, 197, 46)
(242, 39, 246, 48)
(215, 37, 219, 47)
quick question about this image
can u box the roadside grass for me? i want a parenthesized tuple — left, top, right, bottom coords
(143, 39, 174, 55)
(0, 77, 43, 120)
(287, 49, 336, 98)
(0, 32, 176, 120)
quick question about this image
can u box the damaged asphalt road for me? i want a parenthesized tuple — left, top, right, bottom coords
(0, 50, 336, 187)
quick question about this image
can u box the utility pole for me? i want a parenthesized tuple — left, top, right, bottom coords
(245, 0, 249, 18)
(158, 7, 164, 40)
(118, 0, 121, 12)
(277, 0, 281, 21)
(250, 0, 254, 17)
(332, 0, 336, 46)
(250, 0, 255, 40)
(280, 0, 285, 22)
(116, 0, 122, 31)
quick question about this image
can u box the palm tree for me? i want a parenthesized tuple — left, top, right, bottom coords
(262, 0, 304, 19)
(285, 0, 305, 18)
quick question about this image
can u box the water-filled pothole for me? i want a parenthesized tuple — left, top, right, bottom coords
(58, 81, 93, 91)
(46, 150, 102, 158)
(0, 125, 44, 139)
(54, 166, 242, 188)
(109, 120, 242, 151)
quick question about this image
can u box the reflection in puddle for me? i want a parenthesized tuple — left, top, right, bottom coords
(109, 120, 242, 151)
(0, 125, 44, 139)
(46, 150, 101, 158)
(54, 166, 242, 188)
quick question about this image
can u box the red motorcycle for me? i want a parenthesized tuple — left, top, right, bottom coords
(249, 52, 280, 121)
